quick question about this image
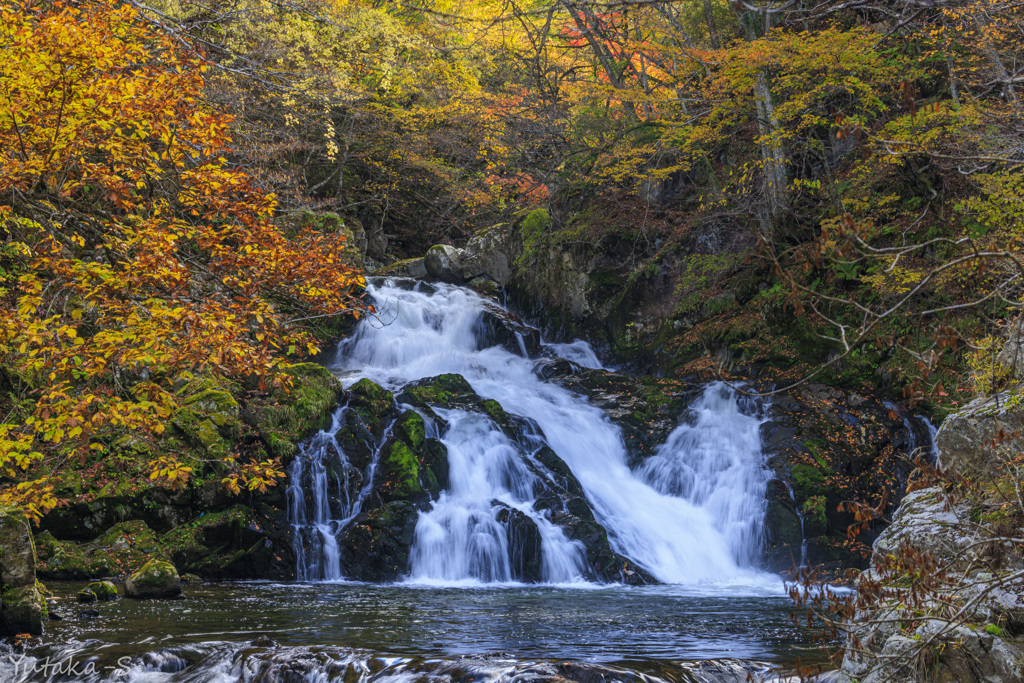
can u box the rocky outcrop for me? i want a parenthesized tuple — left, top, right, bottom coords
(36, 504, 294, 581)
(936, 388, 1024, 480)
(0, 506, 46, 636)
(125, 559, 182, 599)
(839, 392, 1024, 682)
(318, 373, 653, 584)
(757, 383, 921, 574)
(406, 225, 517, 287)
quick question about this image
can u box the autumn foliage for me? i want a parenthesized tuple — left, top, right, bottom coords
(0, 0, 363, 518)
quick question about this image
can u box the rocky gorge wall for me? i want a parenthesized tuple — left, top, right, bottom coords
(837, 388, 1024, 682)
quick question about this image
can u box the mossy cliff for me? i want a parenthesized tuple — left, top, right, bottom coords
(33, 363, 345, 582)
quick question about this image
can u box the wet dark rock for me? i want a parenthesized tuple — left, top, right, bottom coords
(338, 501, 421, 581)
(476, 302, 542, 357)
(532, 357, 585, 380)
(251, 635, 278, 648)
(495, 504, 543, 583)
(78, 609, 100, 621)
(755, 381, 914, 573)
(76, 589, 96, 603)
(552, 512, 654, 585)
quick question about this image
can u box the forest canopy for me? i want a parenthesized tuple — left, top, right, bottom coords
(2, 0, 1023, 516)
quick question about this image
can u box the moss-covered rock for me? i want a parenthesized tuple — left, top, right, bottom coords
(377, 439, 424, 502)
(377, 257, 427, 278)
(1, 584, 45, 636)
(0, 505, 38, 590)
(86, 580, 118, 600)
(125, 559, 182, 599)
(392, 410, 425, 449)
(347, 378, 395, 436)
(243, 363, 346, 458)
(398, 374, 474, 408)
(0, 506, 45, 635)
(158, 504, 292, 579)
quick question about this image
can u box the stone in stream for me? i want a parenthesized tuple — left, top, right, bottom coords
(87, 580, 118, 600)
(125, 559, 182, 599)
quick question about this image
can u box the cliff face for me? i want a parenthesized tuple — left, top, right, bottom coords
(840, 388, 1024, 683)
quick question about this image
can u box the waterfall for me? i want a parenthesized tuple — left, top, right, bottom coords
(407, 408, 586, 585)
(636, 385, 770, 568)
(886, 401, 940, 461)
(916, 415, 940, 460)
(287, 406, 381, 581)
(310, 279, 777, 588)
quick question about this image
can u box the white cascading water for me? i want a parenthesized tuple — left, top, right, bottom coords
(636, 386, 770, 569)
(287, 406, 381, 581)
(328, 280, 778, 588)
(408, 408, 586, 584)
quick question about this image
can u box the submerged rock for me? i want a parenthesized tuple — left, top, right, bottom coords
(125, 559, 182, 599)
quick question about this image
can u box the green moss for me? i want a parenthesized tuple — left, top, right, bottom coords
(348, 378, 394, 427)
(86, 580, 118, 600)
(791, 463, 827, 491)
(380, 440, 423, 500)
(481, 399, 508, 426)
(983, 624, 1004, 637)
(126, 558, 180, 598)
(393, 410, 425, 448)
(400, 374, 474, 407)
(247, 363, 345, 454)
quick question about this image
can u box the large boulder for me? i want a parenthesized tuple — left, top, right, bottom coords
(495, 505, 543, 583)
(460, 224, 514, 285)
(936, 387, 1024, 479)
(0, 506, 45, 635)
(338, 501, 421, 581)
(424, 244, 465, 282)
(125, 559, 182, 599)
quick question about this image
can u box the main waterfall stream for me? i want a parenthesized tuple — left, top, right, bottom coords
(5, 279, 836, 683)
(301, 278, 781, 590)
